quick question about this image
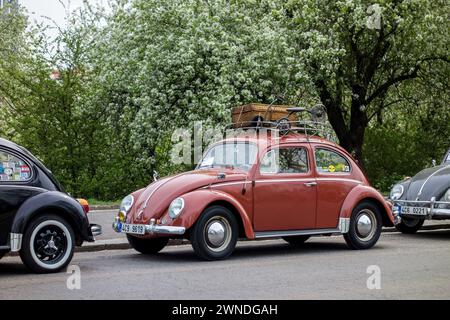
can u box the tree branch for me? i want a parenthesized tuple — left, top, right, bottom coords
(365, 65, 419, 106)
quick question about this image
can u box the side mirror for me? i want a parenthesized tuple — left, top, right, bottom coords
(432, 159, 436, 167)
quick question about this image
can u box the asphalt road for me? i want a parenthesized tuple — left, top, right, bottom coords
(1, 229, 449, 299)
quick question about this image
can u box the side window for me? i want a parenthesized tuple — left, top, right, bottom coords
(315, 148, 351, 174)
(0, 150, 31, 182)
(260, 147, 308, 174)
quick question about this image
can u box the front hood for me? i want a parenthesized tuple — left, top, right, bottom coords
(404, 165, 450, 201)
(129, 169, 247, 223)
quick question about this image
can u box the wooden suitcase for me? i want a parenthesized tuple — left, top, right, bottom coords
(231, 103, 297, 128)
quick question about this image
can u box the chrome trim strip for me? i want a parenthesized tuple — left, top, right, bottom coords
(416, 165, 450, 200)
(254, 178, 362, 184)
(137, 172, 186, 216)
(433, 208, 450, 216)
(338, 217, 350, 233)
(206, 177, 362, 187)
(316, 178, 362, 184)
(394, 199, 450, 205)
(255, 178, 313, 183)
(10, 233, 22, 252)
(254, 228, 340, 239)
(209, 181, 247, 188)
(145, 224, 186, 235)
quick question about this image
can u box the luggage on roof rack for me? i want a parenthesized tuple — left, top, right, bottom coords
(231, 103, 297, 128)
(228, 103, 336, 141)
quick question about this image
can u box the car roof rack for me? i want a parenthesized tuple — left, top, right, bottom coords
(226, 104, 337, 142)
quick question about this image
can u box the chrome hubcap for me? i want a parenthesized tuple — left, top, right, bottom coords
(204, 216, 232, 252)
(355, 209, 376, 241)
(207, 221, 226, 247)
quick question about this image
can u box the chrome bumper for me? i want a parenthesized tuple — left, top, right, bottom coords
(112, 218, 186, 236)
(392, 197, 450, 219)
(90, 224, 102, 237)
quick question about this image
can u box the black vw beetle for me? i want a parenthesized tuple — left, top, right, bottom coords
(390, 148, 450, 233)
(0, 138, 101, 273)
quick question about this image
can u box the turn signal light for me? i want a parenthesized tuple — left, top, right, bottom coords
(77, 199, 90, 214)
(118, 211, 126, 222)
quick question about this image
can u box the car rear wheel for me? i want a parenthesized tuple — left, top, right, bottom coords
(20, 214, 75, 273)
(126, 235, 169, 254)
(282, 235, 310, 246)
(395, 217, 424, 234)
(190, 205, 238, 261)
(344, 201, 382, 250)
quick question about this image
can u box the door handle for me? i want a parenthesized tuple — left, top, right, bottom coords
(304, 181, 317, 187)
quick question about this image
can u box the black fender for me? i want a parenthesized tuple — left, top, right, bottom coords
(11, 191, 93, 244)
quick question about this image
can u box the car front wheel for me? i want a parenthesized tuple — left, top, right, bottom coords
(344, 201, 382, 250)
(20, 214, 75, 273)
(190, 206, 238, 261)
(395, 217, 424, 234)
(127, 235, 169, 254)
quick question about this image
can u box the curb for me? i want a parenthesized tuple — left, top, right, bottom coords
(75, 238, 190, 253)
(90, 205, 119, 211)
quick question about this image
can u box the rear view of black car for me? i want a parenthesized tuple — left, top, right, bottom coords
(390, 149, 450, 233)
(0, 138, 101, 273)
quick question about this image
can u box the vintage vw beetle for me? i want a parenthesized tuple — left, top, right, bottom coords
(113, 128, 395, 260)
(0, 138, 101, 273)
(390, 148, 450, 233)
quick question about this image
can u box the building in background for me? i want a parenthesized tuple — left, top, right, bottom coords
(0, 0, 17, 12)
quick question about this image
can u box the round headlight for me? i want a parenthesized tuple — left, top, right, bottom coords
(169, 197, 185, 219)
(443, 189, 450, 202)
(390, 184, 404, 200)
(120, 195, 134, 213)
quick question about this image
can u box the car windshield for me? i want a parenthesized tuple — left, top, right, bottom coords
(197, 142, 257, 172)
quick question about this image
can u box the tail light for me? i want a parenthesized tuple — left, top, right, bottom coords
(77, 198, 90, 214)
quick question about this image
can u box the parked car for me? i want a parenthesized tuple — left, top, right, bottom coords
(0, 138, 101, 273)
(113, 128, 395, 260)
(390, 148, 450, 233)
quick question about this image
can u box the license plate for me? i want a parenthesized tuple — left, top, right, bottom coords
(399, 206, 428, 216)
(118, 223, 145, 235)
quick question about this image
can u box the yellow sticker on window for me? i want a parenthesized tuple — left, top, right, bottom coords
(328, 165, 335, 172)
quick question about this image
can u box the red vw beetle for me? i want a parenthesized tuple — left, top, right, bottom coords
(113, 128, 395, 260)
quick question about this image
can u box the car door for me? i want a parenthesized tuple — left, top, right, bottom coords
(253, 144, 317, 231)
(313, 146, 360, 229)
(0, 148, 36, 246)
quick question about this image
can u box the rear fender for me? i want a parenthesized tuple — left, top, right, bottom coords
(340, 185, 394, 227)
(11, 191, 93, 243)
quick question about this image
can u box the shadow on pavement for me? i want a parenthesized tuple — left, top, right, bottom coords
(0, 262, 29, 276)
(126, 237, 384, 264)
(409, 229, 450, 240)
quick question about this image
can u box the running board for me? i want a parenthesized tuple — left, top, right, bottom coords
(254, 228, 341, 239)
(254, 218, 350, 239)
